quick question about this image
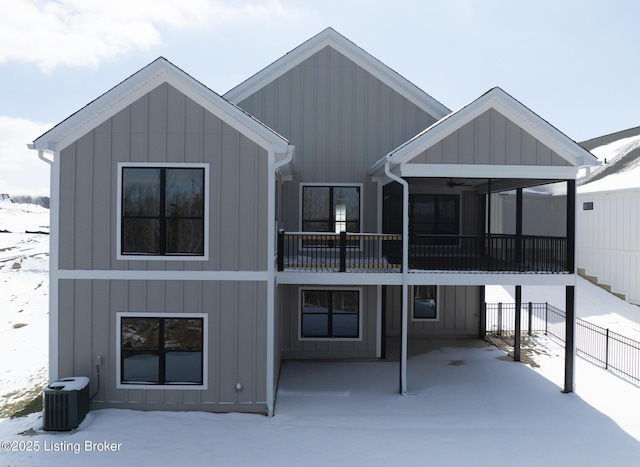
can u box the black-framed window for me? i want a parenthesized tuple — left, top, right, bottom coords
(121, 167, 205, 256)
(410, 194, 459, 243)
(413, 285, 437, 320)
(302, 186, 360, 233)
(121, 317, 204, 385)
(301, 290, 359, 338)
(583, 202, 594, 211)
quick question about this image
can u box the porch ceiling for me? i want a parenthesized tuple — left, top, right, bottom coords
(405, 177, 566, 194)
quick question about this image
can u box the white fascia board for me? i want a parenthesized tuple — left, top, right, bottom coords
(399, 163, 579, 180)
(277, 272, 404, 286)
(32, 59, 291, 155)
(58, 269, 270, 281)
(405, 272, 577, 286)
(390, 88, 597, 169)
(276, 271, 576, 286)
(224, 28, 450, 120)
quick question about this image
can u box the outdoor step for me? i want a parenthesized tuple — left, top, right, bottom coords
(577, 269, 626, 301)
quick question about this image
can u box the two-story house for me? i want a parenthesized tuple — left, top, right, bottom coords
(30, 28, 597, 416)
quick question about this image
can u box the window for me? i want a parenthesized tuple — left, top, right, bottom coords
(301, 289, 360, 339)
(120, 165, 206, 257)
(583, 202, 594, 211)
(410, 194, 459, 243)
(412, 285, 438, 320)
(119, 314, 205, 387)
(302, 186, 360, 233)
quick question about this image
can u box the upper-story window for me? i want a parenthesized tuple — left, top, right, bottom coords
(409, 194, 459, 243)
(302, 185, 360, 233)
(119, 164, 207, 259)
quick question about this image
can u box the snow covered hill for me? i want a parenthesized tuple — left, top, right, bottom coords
(0, 200, 49, 418)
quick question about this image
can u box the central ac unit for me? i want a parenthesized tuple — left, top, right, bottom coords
(42, 377, 90, 431)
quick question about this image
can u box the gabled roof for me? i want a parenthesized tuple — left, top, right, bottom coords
(370, 87, 599, 178)
(30, 57, 293, 159)
(223, 27, 450, 121)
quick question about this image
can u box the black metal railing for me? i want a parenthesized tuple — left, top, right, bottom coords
(486, 302, 640, 385)
(278, 232, 569, 273)
(277, 231, 402, 271)
(411, 234, 568, 272)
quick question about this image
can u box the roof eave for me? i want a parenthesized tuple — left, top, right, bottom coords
(30, 57, 291, 155)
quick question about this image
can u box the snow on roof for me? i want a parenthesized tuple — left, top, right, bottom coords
(579, 133, 640, 193)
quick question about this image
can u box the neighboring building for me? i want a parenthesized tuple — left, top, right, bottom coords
(576, 126, 640, 305)
(29, 28, 597, 415)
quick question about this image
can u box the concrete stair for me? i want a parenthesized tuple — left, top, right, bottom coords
(578, 268, 626, 301)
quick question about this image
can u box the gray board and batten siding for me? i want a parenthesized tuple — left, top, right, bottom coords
(385, 285, 480, 336)
(408, 108, 572, 167)
(56, 82, 274, 412)
(58, 82, 270, 272)
(58, 279, 269, 412)
(235, 45, 438, 233)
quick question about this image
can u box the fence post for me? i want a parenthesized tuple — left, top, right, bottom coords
(528, 302, 533, 336)
(339, 231, 347, 272)
(605, 328, 609, 370)
(497, 302, 502, 336)
(545, 302, 548, 336)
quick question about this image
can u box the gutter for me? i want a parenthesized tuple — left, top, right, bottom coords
(383, 159, 409, 395)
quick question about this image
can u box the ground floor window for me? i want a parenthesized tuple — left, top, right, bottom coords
(412, 285, 438, 320)
(300, 289, 360, 339)
(118, 314, 205, 386)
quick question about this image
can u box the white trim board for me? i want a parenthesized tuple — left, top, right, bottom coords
(58, 270, 270, 281)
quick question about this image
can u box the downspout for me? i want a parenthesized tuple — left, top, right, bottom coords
(384, 159, 409, 395)
(266, 146, 294, 416)
(38, 149, 53, 165)
(29, 147, 58, 382)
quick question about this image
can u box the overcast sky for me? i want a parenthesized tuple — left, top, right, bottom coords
(1, 0, 638, 196)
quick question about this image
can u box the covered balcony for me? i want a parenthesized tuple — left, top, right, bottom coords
(277, 231, 570, 273)
(277, 176, 574, 274)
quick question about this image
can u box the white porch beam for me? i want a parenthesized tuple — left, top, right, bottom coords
(398, 163, 579, 180)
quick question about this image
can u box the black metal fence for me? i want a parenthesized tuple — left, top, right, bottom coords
(486, 302, 640, 385)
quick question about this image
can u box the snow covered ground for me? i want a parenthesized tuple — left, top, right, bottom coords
(1, 200, 640, 466)
(0, 201, 49, 420)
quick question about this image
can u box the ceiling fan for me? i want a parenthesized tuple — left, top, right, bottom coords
(445, 178, 470, 188)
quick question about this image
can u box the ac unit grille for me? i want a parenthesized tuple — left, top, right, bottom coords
(43, 377, 90, 431)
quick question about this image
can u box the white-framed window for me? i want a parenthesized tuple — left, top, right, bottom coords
(409, 194, 460, 244)
(412, 285, 439, 321)
(299, 288, 362, 340)
(116, 312, 208, 390)
(116, 163, 209, 260)
(300, 184, 362, 234)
